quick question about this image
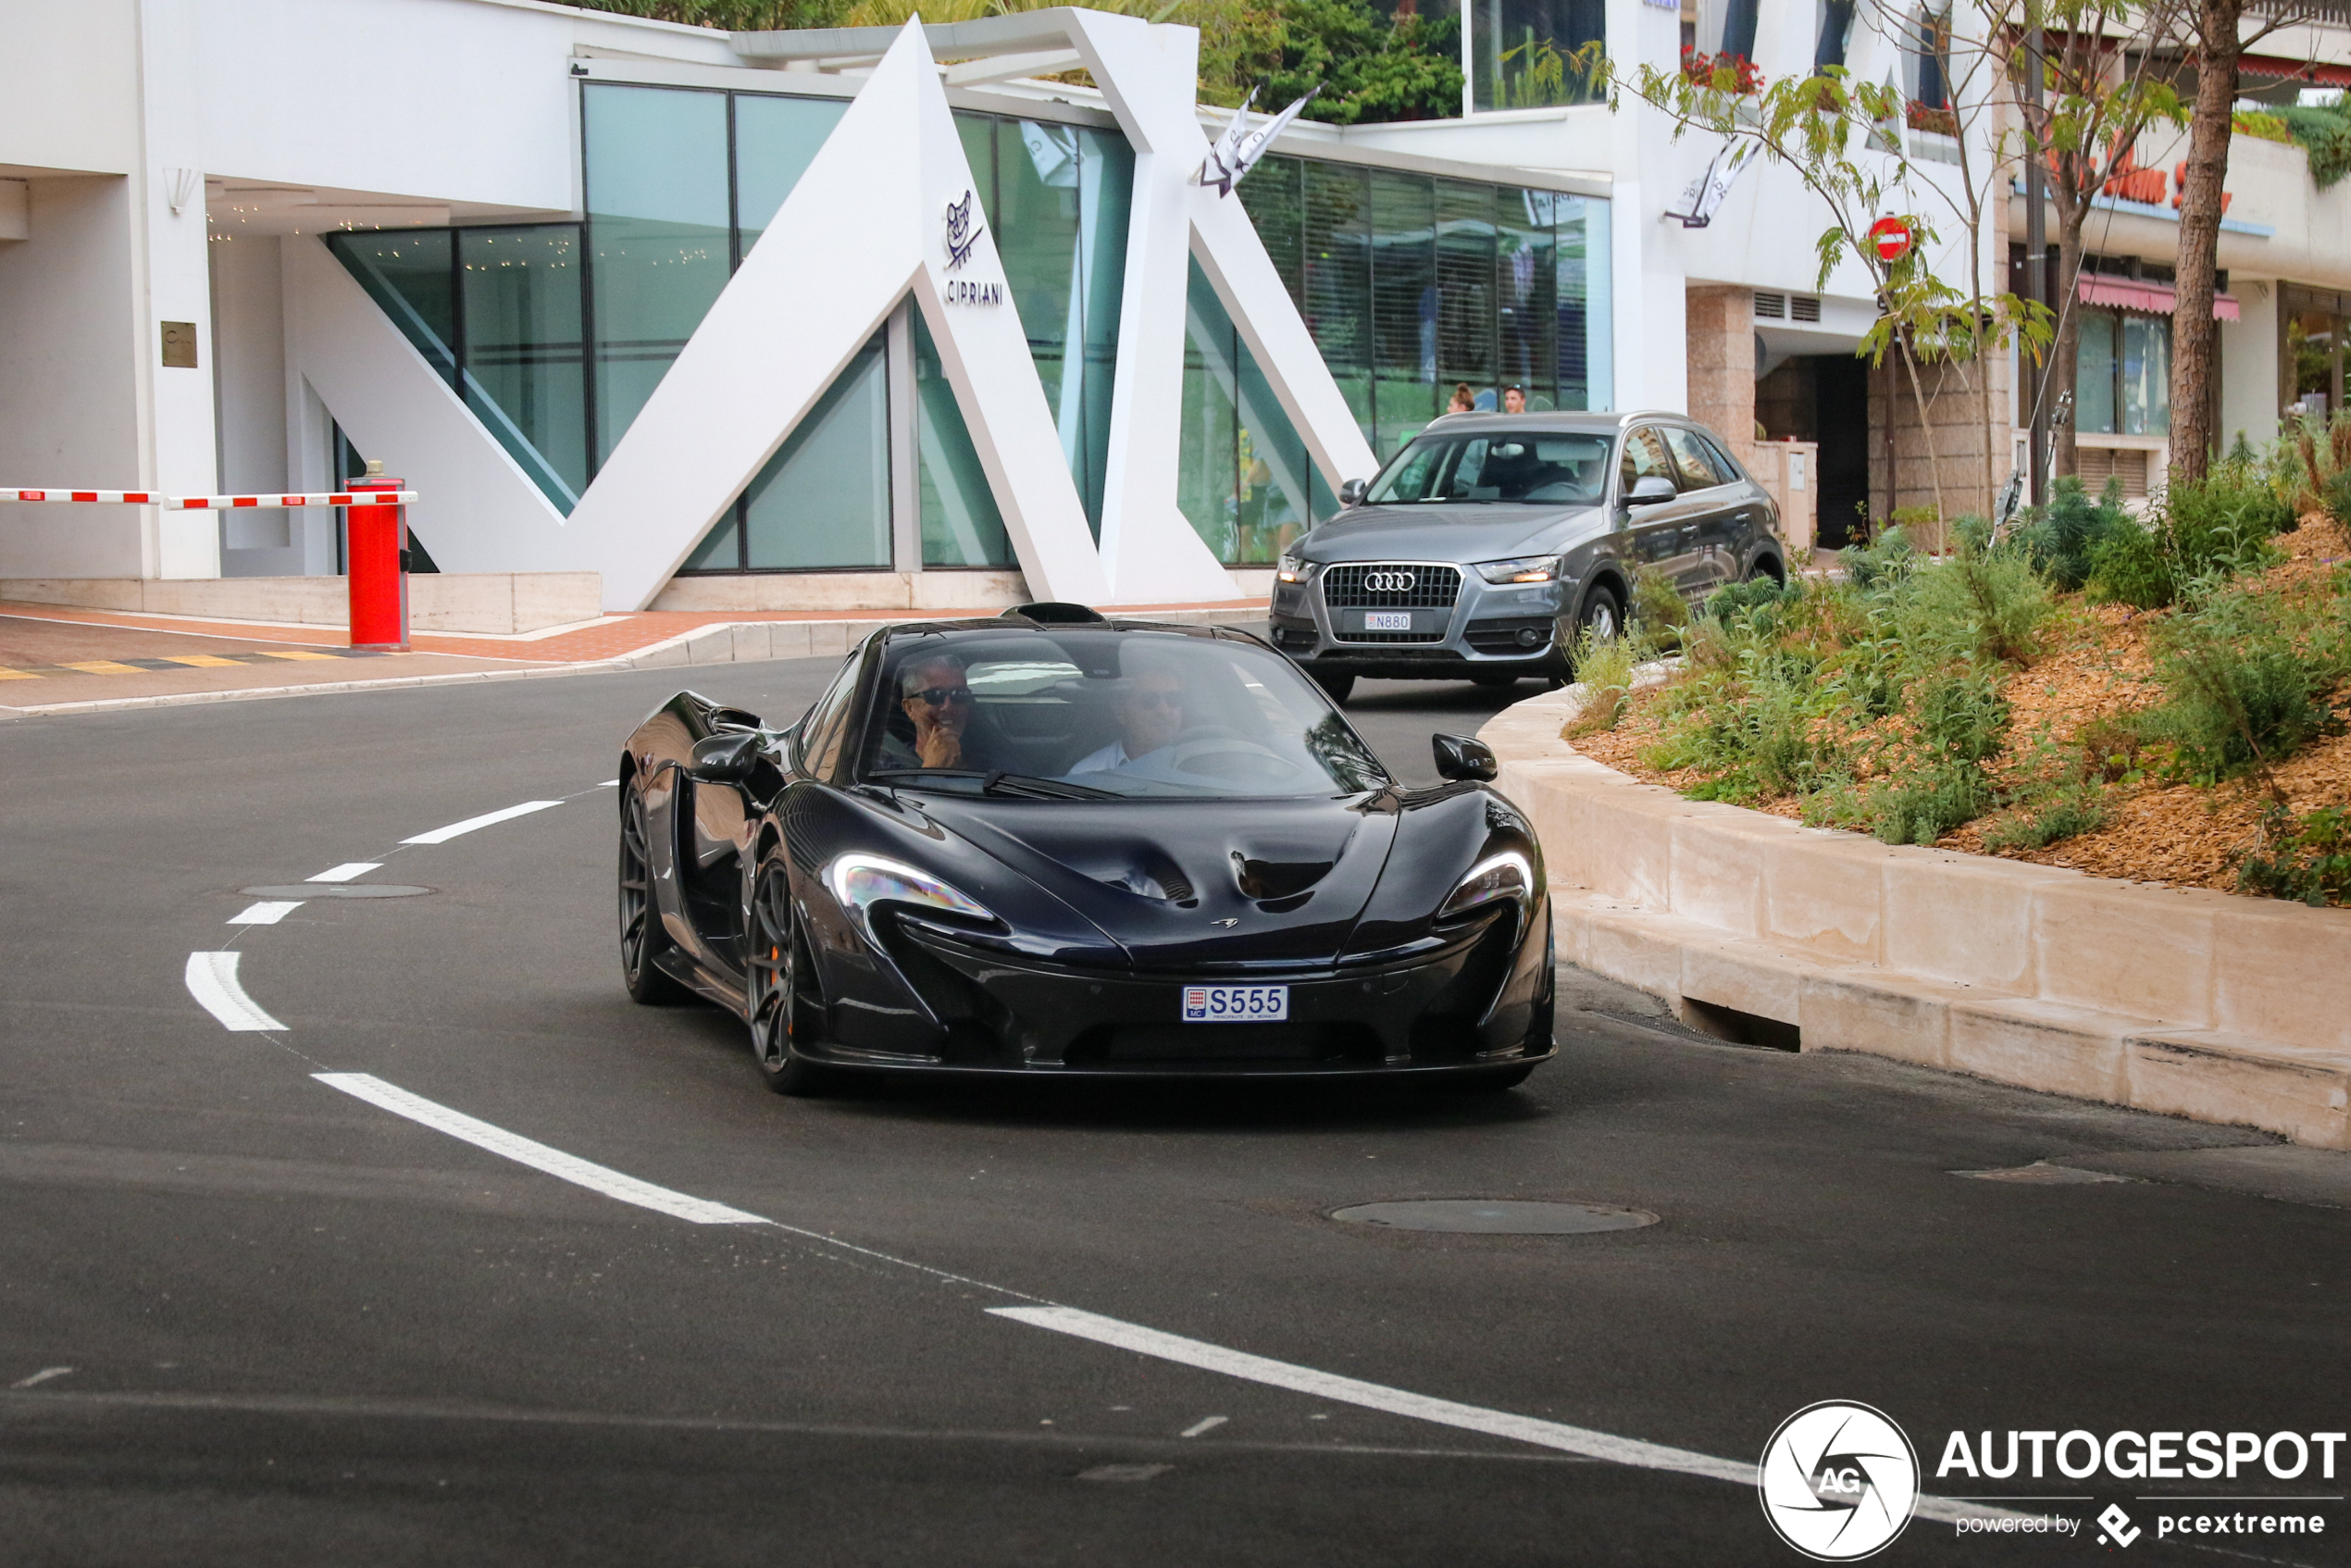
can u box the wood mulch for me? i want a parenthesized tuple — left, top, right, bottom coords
(1566, 516, 2351, 896)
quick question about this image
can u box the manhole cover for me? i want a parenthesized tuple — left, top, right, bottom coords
(1956, 1161, 2135, 1185)
(238, 884, 433, 899)
(1329, 1200, 1658, 1234)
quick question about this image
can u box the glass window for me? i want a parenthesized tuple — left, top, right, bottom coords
(913, 309, 1014, 568)
(861, 629, 1389, 799)
(735, 93, 850, 255)
(1179, 258, 1319, 564)
(1702, 432, 1745, 483)
(1369, 170, 1438, 459)
(2121, 315, 2171, 435)
(1816, 0, 1857, 69)
(1437, 180, 1497, 392)
(328, 231, 455, 382)
(2076, 310, 2119, 435)
(584, 84, 731, 468)
(1499, 188, 1557, 408)
(1366, 430, 1613, 505)
(742, 333, 890, 570)
(1558, 193, 1610, 411)
(1620, 427, 1675, 492)
(458, 227, 588, 508)
(1471, 0, 1606, 111)
(795, 651, 865, 778)
(1662, 427, 1729, 489)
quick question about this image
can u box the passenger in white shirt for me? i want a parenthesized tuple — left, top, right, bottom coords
(1070, 665, 1187, 776)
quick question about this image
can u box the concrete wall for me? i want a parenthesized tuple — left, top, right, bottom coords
(0, 571, 601, 633)
(0, 177, 145, 579)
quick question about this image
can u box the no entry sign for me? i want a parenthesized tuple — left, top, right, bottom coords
(1869, 216, 1914, 263)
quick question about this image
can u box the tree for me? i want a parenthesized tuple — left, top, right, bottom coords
(1587, 33, 2052, 523)
(1987, 0, 2185, 481)
(2166, 0, 2325, 478)
(1192, 0, 1462, 122)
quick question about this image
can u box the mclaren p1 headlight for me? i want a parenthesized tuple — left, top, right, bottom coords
(825, 853, 999, 948)
(1474, 554, 1562, 585)
(1438, 851, 1534, 921)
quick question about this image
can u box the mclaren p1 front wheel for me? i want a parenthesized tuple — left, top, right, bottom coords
(618, 773, 687, 1006)
(746, 855, 836, 1097)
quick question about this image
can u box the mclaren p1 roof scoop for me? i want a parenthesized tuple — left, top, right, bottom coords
(1000, 602, 1108, 624)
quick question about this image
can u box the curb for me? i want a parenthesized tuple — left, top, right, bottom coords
(1482, 686, 2351, 1151)
(0, 605, 1268, 722)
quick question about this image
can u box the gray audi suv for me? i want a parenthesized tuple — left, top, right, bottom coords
(1267, 411, 1787, 702)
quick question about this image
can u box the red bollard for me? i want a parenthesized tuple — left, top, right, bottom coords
(344, 468, 409, 652)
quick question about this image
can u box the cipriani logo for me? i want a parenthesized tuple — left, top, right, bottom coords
(1759, 1401, 1921, 1561)
(944, 190, 983, 270)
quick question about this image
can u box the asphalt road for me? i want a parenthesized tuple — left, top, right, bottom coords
(3, 653, 2347, 1567)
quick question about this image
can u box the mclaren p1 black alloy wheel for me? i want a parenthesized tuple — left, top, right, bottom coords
(746, 856, 834, 1096)
(617, 776, 685, 1005)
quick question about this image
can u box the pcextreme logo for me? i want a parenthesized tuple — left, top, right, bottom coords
(1759, 1401, 1922, 1561)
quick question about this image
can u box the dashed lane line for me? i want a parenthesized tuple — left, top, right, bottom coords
(312, 1074, 767, 1226)
(400, 800, 564, 845)
(182, 952, 287, 1033)
(228, 902, 301, 926)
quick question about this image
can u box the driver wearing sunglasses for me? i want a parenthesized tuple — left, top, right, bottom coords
(1069, 661, 1188, 776)
(895, 653, 977, 770)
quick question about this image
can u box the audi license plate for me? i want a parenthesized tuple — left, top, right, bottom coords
(1362, 611, 1412, 632)
(1182, 984, 1289, 1023)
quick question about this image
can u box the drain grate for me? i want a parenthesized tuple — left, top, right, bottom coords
(239, 884, 432, 900)
(1329, 1200, 1658, 1235)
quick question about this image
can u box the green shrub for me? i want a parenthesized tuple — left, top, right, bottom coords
(1865, 760, 1994, 846)
(2324, 466, 2351, 534)
(2018, 475, 2132, 591)
(1905, 544, 2051, 667)
(1701, 574, 1801, 629)
(2084, 463, 2291, 609)
(1627, 564, 1688, 645)
(1564, 627, 1639, 736)
(1981, 785, 2108, 853)
(2237, 804, 2351, 905)
(2084, 521, 2174, 609)
(2140, 620, 2342, 782)
(1840, 528, 1917, 591)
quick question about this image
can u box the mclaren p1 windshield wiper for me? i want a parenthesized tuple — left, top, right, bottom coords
(865, 768, 1121, 802)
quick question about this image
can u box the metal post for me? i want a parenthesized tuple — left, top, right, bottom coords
(344, 459, 409, 652)
(2024, 10, 2050, 508)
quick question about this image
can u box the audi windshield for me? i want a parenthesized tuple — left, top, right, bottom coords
(1364, 431, 1612, 506)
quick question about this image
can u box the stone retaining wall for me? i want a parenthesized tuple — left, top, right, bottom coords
(1479, 686, 2351, 1149)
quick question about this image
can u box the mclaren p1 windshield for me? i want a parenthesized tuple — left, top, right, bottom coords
(860, 628, 1390, 800)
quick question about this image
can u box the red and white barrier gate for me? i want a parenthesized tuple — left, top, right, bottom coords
(2, 486, 421, 651)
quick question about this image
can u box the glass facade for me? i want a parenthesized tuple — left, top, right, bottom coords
(955, 113, 1133, 540)
(325, 81, 1614, 579)
(1468, 0, 1606, 111)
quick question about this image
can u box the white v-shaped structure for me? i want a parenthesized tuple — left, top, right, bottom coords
(292, 14, 1378, 611)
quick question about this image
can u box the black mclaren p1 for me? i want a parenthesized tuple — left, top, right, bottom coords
(615, 605, 1555, 1094)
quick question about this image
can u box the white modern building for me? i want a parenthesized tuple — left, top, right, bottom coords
(2, 0, 2345, 617)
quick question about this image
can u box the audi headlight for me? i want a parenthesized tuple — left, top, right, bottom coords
(1438, 851, 1534, 921)
(825, 853, 999, 948)
(1474, 554, 1563, 585)
(1276, 553, 1312, 583)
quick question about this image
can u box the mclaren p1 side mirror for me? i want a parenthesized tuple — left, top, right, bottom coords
(688, 729, 761, 784)
(1624, 474, 1677, 509)
(1337, 477, 1369, 508)
(1431, 733, 1499, 783)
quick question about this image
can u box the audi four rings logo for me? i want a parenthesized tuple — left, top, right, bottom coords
(1362, 570, 1416, 592)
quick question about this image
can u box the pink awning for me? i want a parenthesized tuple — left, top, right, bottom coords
(2079, 273, 2240, 322)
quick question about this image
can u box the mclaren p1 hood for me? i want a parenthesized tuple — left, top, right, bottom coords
(912, 794, 1400, 970)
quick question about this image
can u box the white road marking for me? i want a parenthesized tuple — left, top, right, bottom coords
(991, 1307, 2005, 1524)
(228, 902, 301, 926)
(10, 1367, 71, 1388)
(184, 952, 288, 1032)
(596, 779, 620, 787)
(400, 800, 562, 845)
(308, 863, 381, 883)
(311, 1074, 765, 1226)
(1180, 1414, 1228, 1437)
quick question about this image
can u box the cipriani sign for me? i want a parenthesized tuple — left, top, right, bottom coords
(942, 189, 1003, 305)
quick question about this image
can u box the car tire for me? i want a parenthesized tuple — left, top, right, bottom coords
(1310, 669, 1355, 705)
(617, 773, 687, 1005)
(746, 854, 837, 1097)
(1576, 583, 1624, 644)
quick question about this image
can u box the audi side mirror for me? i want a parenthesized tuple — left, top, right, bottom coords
(1624, 475, 1677, 508)
(1337, 478, 1369, 508)
(688, 729, 761, 784)
(1431, 733, 1499, 783)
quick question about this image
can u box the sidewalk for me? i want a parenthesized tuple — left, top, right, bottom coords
(0, 596, 1268, 718)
